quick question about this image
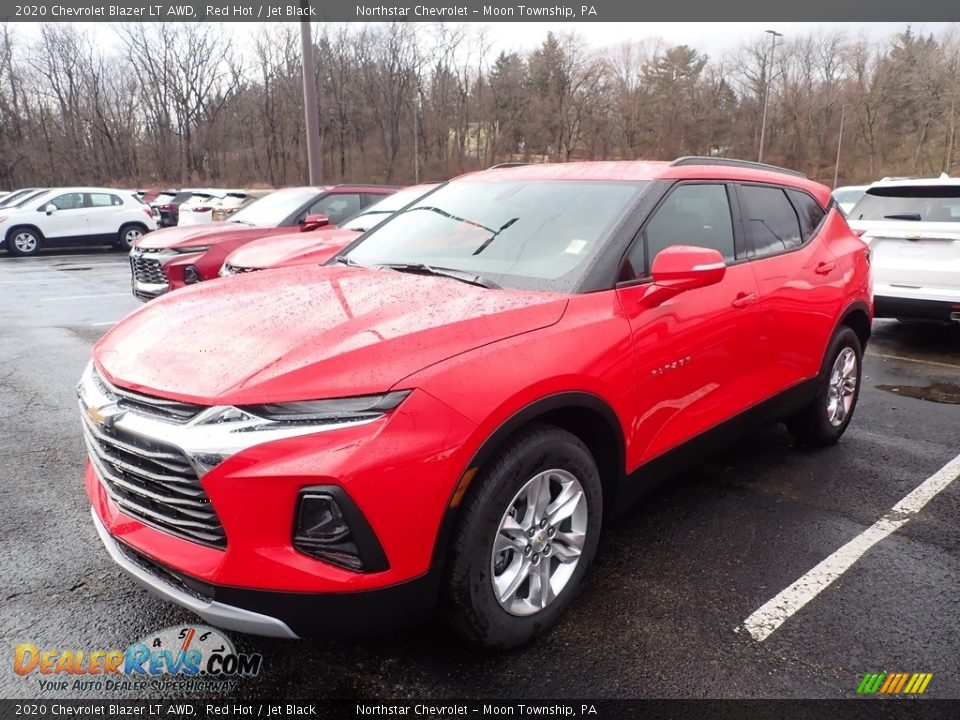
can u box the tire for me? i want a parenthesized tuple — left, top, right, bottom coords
(6, 227, 43, 256)
(117, 223, 147, 250)
(442, 423, 603, 649)
(786, 326, 863, 447)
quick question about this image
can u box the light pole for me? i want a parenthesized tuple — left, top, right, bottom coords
(757, 29, 783, 164)
(833, 103, 852, 189)
(299, 5, 322, 185)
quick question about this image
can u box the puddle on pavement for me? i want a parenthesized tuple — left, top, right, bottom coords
(876, 383, 960, 404)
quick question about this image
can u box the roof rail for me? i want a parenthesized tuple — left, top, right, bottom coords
(487, 162, 531, 170)
(670, 156, 807, 179)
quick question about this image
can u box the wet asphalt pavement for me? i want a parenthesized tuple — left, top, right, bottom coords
(0, 250, 958, 700)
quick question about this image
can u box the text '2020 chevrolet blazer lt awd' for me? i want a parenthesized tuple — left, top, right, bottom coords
(80, 159, 871, 648)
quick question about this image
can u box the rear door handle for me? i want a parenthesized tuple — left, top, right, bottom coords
(815, 261, 837, 275)
(731, 292, 758, 309)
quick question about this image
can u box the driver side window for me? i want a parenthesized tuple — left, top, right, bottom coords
(308, 193, 361, 225)
(48, 193, 86, 211)
(644, 183, 735, 273)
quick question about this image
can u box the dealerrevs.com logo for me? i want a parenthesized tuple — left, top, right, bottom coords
(14, 625, 263, 693)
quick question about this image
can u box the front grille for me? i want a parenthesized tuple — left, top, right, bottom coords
(92, 370, 202, 424)
(81, 371, 226, 548)
(130, 251, 169, 286)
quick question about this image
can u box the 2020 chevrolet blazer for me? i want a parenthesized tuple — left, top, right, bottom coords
(80, 158, 872, 648)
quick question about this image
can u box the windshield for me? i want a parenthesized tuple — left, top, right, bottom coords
(229, 187, 319, 227)
(341, 185, 439, 231)
(849, 186, 960, 222)
(343, 180, 645, 292)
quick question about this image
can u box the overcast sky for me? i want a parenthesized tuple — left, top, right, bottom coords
(13, 21, 955, 57)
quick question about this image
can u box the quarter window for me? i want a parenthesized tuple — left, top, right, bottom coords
(644, 183, 735, 270)
(787, 189, 826, 242)
(739, 185, 803, 258)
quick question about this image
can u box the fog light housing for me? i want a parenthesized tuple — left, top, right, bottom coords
(293, 488, 388, 573)
(183, 265, 202, 284)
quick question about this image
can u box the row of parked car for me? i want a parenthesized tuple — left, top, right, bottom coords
(139, 188, 272, 228)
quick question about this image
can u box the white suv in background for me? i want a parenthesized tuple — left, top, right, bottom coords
(0, 187, 156, 256)
(847, 175, 960, 323)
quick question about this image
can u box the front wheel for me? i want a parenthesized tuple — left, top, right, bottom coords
(442, 424, 602, 648)
(7, 227, 43, 256)
(787, 326, 863, 446)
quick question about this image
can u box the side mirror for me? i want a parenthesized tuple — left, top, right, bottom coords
(44, 204, 57, 215)
(301, 213, 330, 232)
(650, 245, 726, 292)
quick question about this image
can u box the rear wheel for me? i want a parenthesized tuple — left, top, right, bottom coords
(786, 326, 862, 446)
(117, 223, 146, 250)
(442, 424, 602, 648)
(7, 227, 42, 256)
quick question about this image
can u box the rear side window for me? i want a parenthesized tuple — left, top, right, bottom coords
(644, 183, 736, 269)
(739, 185, 802, 258)
(89, 193, 121, 207)
(787, 189, 826, 241)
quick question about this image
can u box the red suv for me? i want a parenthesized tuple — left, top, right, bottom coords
(81, 159, 871, 648)
(129, 185, 396, 300)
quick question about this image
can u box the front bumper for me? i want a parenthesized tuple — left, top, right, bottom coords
(84, 386, 478, 634)
(91, 506, 441, 638)
(91, 507, 297, 638)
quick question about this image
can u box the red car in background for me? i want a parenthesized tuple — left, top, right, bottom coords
(83, 159, 870, 648)
(220, 183, 440, 276)
(129, 185, 396, 300)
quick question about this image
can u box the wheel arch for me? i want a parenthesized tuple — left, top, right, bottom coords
(5, 223, 45, 242)
(430, 391, 626, 568)
(838, 301, 871, 352)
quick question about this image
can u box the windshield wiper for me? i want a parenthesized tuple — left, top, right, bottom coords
(403, 205, 499, 235)
(333, 255, 366, 268)
(884, 213, 922, 221)
(380, 262, 500, 289)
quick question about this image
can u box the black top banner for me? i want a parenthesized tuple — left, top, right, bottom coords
(0, 0, 958, 22)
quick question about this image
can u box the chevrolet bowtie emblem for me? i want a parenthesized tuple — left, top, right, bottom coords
(87, 403, 124, 430)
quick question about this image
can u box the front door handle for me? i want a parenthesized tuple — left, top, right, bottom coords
(815, 261, 837, 275)
(731, 292, 758, 309)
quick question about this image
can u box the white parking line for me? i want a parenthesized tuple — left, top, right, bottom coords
(89, 321, 118, 327)
(41, 293, 130, 302)
(739, 451, 960, 642)
(865, 351, 960, 371)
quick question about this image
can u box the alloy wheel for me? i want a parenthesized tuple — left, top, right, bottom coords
(124, 228, 144, 248)
(490, 468, 588, 616)
(13, 232, 38, 254)
(826, 346, 858, 427)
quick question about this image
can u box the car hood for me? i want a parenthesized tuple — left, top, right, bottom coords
(138, 223, 287, 250)
(227, 228, 361, 270)
(95, 265, 568, 404)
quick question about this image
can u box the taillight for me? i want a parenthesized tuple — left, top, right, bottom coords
(160, 204, 174, 211)
(143, 209, 153, 220)
(192, 206, 212, 213)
